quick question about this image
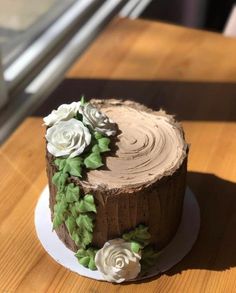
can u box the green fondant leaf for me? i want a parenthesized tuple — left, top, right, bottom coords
(53, 213, 63, 229)
(65, 183, 80, 203)
(79, 256, 90, 267)
(80, 95, 86, 106)
(56, 200, 68, 215)
(98, 137, 110, 152)
(94, 131, 103, 140)
(53, 198, 68, 229)
(122, 224, 151, 248)
(72, 228, 93, 248)
(81, 229, 93, 247)
(75, 194, 97, 213)
(52, 172, 68, 191)
(88, 258, 97, 270)
(54, 158, 67, 171)
(92, 144, 100, 154)
(56, 191, 64, 201)
(64, 157, 83, 177)
(71, 230, 80, 246)
(75, 248, 98, 270)
(140, 246, 162, 272)
(76, 214, 93, 232)
(131, 241, 142, 253)
(84, 152, 103, 169)
(65, 215, 76, 236)
(75, 249, 85, 258)
(69, 203, 78, 218)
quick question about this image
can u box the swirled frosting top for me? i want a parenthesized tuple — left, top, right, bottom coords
(83, 105, 188, 190)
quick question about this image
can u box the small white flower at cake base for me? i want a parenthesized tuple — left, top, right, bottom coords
(79, 103, 117, 136)
(43, 101, 81, 126)
(46, 118, 91, 158)
(95, 239, 141, 283)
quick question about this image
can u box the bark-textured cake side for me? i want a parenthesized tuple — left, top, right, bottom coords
(47, 153, 187, 251)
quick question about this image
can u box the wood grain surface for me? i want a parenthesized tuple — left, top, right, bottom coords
(1, 17, 236, 292)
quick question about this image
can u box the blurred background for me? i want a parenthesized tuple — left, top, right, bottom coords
(0, 0, 235, 143)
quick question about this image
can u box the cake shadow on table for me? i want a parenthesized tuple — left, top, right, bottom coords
(166, 171, 236, 276)
(128, 171, 236, 284)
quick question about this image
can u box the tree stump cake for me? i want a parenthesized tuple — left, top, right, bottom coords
(46, 99, 188, 254)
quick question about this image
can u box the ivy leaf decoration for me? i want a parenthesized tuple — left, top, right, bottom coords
(88, 257, 96, 270)
(131, 241, 142, 253)
(69, 203, 78, 218)
(76, 214, 94, 232)
(80, 95, 86, 106)
(98, 137, 110, 153)
(50, 98, 114, 252)
(54, 158, 67, 171)
(71, 230, 80, 246)
(84, 152, 103, 169)
(71, 228, 93, 248)
(75, 247, 98, 270)
(80, 229, 93, 248)
(64, 157, 83, 177)
(56, 191, 64, 201)
(54, 157, 83, 178)
(75, 194, 97, 213)
(79, 256, 90, 267)
(94, 132, 102, 140)
(140, 246, 162, 273)
(55, 199, 68, 215)
(65, 183, 80, 203)
(53, 199, 68, 229)
(53, 213, 63, 229)
(65, 215, 76, 236)
(122, 225, 151, 248)
(92, 144, 100, 154)
(52, 172, 68, 192)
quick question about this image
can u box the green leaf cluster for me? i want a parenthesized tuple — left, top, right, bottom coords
(83, 132, 111, 169)
(122, 224, 151, 251)
(54, 132, 110, 174)
(52, 172, 68, 192)
(53, 199, 68, 229)
(75, 247, 98, 270)
(140, 246, 162, 273)
(51, 97, 115, 270)
(84, 152, 103, 169)
(55, 157, 83, 178)
(75, 194, 97, 213)
(69, 213, 95, 249)
(52, 182, 79, 229)
(53, 183, 97, 249)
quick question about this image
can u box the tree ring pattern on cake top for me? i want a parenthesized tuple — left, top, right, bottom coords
(80, 103, 188, 191)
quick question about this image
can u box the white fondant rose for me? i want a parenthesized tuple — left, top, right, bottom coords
(43, 102, 81, 126)
(46, 118, 91, 158)
(80, 103, 117, 136)
(95, 239, 141, 283)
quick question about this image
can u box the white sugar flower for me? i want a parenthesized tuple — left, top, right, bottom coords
(45, 118, 91, 158)
(95, 239, 141, 283)
(80, 103, 117, 136)
(43, 102, 81, 126)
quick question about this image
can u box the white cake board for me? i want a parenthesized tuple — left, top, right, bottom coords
(34, 186, 200, 282)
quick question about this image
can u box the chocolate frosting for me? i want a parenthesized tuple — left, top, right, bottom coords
(81, 103, 188, 191)
(47, 99, 188, 251)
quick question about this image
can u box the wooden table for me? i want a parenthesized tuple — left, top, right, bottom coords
(1, 18, 236, 292)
